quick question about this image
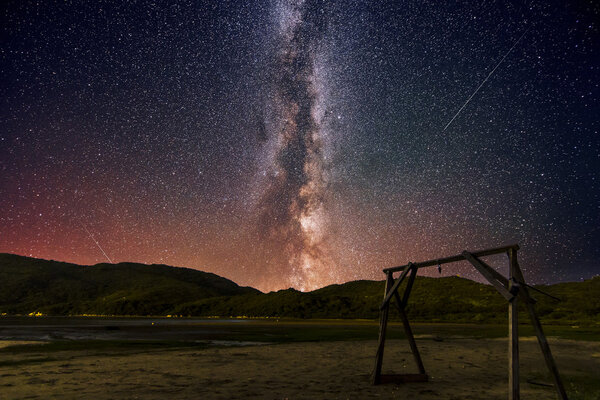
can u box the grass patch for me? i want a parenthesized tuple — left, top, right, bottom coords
(181, 320, 600, 343)
(565, 374, 600, 400)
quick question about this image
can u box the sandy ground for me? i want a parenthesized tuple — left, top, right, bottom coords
(1, 338, 598, 399)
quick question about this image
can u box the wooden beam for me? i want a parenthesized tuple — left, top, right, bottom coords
(511, 258, 569, 400)
(373, 272, 394, 385)
(383, 244, 519, 273)
(463, 251, 514, 301)
(470, 254, 510, 286)
(402, 266, 418, 306)
(380, 264, 413, 310)
(393, 291, 426, 375)
(508, 249, 520, 400)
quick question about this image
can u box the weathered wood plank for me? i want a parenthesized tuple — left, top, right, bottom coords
(509, 249, 520, 400)
(509, 297, 519, 400)
(393, 291, 426, 375)
(373, 272, 394, 385)
(383, 244, 519, 273)
(387, 264, 426, 376)
(402, 265, 418, 306)
(470, 253, 510, 286)
(511, 258, 569, 400)
(463, 251, 513, 301)
(380, 264, 412, 310)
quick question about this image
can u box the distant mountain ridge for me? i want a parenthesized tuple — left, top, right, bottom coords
(0, 253, 259, 315)
(1, 253, 598, 325)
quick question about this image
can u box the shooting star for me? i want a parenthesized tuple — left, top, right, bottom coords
(443, 27, 531, 131)
(80, 222, 113, 263)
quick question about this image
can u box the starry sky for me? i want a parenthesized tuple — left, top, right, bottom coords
(1, 0, 598, 292)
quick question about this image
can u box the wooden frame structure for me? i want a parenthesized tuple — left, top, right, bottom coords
(372, 244, 568, 400)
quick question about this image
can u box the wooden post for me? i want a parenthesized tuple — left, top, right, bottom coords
(373, 272, 394, 384)
(393, 266, 426, 375)
(508, 249, 520, 400)
(402, 265, 417, 306)
(511, 258, 569, 400)
(380, 264, 412, 310)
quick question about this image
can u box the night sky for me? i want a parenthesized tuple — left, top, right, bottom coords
(1, 0, 598, 292)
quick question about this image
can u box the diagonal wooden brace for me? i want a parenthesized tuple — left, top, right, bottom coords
(510, 259, 569, 400)
(373, 272, 395, 384)
(380, 264, 413, 310)
(462, 251, 514, 301)
(393, 291, 426, 374)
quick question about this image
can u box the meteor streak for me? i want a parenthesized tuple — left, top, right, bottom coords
(80, 223, 113, 263)
(443, 27, 531, 131)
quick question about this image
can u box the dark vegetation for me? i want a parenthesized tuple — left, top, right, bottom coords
(1, 253, 598, 325)
(0, 253, 258, 315)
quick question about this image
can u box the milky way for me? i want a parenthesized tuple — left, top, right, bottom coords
(1, 0, 598, 292)
(256, 0, 337, 290)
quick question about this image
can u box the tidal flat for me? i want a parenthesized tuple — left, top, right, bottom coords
(1, 317, 599, 399)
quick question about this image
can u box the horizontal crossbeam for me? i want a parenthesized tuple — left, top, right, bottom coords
(382, 244, 519, 274)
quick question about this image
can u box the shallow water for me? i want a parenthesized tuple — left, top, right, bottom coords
(0, 316, 253, 341)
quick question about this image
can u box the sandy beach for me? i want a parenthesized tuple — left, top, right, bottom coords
(1, 337, 598, 399)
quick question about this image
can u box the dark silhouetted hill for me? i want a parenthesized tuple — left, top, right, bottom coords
(0, 253, 259, 315)
(174, 276, 600, 325)
(1, 253, 598, 324)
